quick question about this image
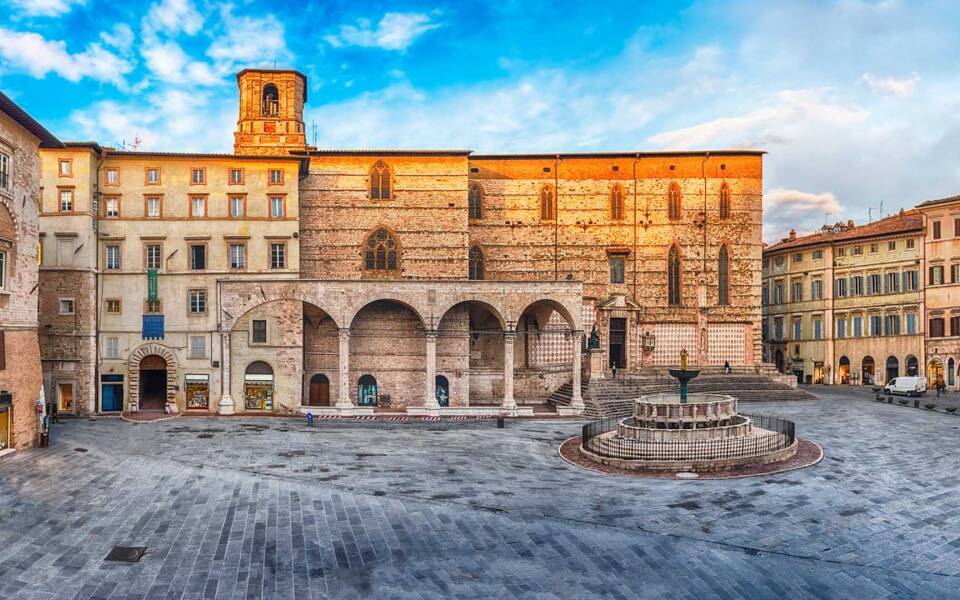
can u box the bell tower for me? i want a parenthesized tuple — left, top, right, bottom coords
(234, 69, 308, 155)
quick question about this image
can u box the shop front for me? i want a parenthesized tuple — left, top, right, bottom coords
(244, 362, 274, 411)
(0, 394, 11, 450)
(185, 374, 210, 412)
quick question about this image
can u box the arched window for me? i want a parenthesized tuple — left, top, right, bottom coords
(668, 182, 681, 220)
(719, 182, 731, 219)
(718, 245, 730, 305)
(261, 84, 279, 117)
(469, 245, 484, 280)
(363, 228, 400, 274)
(610, 184, 625, 220)
(436, 375, 449, 407)
(370, 161, 391, 200)
(468, 183, 483, 219)
(668, 245, 682, 305)
(540, 185, 555, 221)
(358, 374, 378, 407)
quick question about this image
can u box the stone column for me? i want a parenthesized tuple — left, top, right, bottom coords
(571, 331, 584, 410)
(335, 328, 352, 408)
(424, 330, 439, 409)
(503, 331, 517, 409)
(217, 331, 235, 415)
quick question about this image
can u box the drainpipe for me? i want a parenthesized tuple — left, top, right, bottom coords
(93, 148, 104, 414)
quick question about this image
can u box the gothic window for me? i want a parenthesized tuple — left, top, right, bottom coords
(540, 184, 555, 221)
(370, 161, 391, 200)
(668, 182, 681, 220)
(718, 245, 730, 305)
(469, 245, 484, 280)
(468, 183, 483, 219)
(610, 184, 625, 220)
(719, 182, 731, 219)
(363, 228, 400, 274)
(262, 84, 279, 117)
(668, 245, 682, 305)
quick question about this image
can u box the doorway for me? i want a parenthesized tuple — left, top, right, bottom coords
(139, 354, 167, 411)
(57, 382, 75, 413)
(436, 375, 449, 407)
(0, 403, 10, 450)
(308, 373, 330, 406)
(609, 318, 626, 370)
(885, 357, 899, 383)
(862, 356, 875, 386)
(100, 374, 124, 412)
(838, 356, 850, 384)
(357, 374, 378, 407)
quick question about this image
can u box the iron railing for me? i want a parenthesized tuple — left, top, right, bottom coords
(581, 414, 796, 462)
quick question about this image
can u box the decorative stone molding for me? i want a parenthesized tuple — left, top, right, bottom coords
(127, 343, 178, 412)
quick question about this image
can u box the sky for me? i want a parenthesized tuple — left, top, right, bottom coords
(1, 0, 958, 242)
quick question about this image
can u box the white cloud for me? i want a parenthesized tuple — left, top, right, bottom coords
(8, 0, 86, 17)
(141, 40, 218, 85)
(0, 28, 132, 85)
(207, 7, 290, 68)
(143, 0, 203, 38)
(324, 12, 441, 51)
(861, 72, 920, 97)
(763, 189, 842, 243)
(100, 23, 134, 53)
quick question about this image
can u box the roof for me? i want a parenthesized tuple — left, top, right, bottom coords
(917, 194, 960, 208)
(0, 91, 62, 148)
(63, 141, 104, 153)
(103, 150, 304, 161)
(235, 68, 308, 102)
(765, 210, 923, 253)
(301, 149, 472, 157)
(470, 150, 766, 159)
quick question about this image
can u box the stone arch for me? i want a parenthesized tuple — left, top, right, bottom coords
(347, 297, 426, 329)
(438, 299, 506, 331)
(227, 297, 341, 334)
(127, 343, 178, 411)
(518, 298, 575, 330)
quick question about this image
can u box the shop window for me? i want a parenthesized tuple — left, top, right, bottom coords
(185, 374, 209, 410)
(244, 362, 274, 411)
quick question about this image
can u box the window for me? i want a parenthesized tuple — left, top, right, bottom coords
(836, 318, 846, 338)
(369, 161, 390, 199)
(792, 317, 802, 340)
(105, 337, 119, 359)
(885, 272, 900, 293)
(269, 196, 285, 218)
(762, 286, 768, 306)
(852, 246, 863, 256)
(229, 243, 246, 270)
(930, 317, 945, 338)
(106, 299, 121, 313)
(363, 228, 399, 273)
(718, 246, 729, 305)
(145, 167, 160, 185)
(850, 275, 864, 296)
(190, 168, 205, 184)
(853, 316, 862, 337)
(812, 249, 823, 260)
(229, 195, 245, 217)
(229, 168, 244, 185)
(813, 318, 822, 340)
(792, 253, 802, 263)
(105, 168, 119, 185)
(774, 317, 783, 340)
(468, 184, 483, 219)
(0, 152, 9, 190)
(469, 245, 484, 280)
(836, 247, 846, 257)
(930, 265, 945, 285)
(610, 255, 625, 284)
(104, 197, 119, 218)
(262, 84, 279, 116)
(146, 196, 161, 218)
(869, 243, 878, 253)
(189, 336, 206, 359)
(866, 273, 881, 295)
(884, 314, 900, 336)
(145, 300, 162, 313)
(145, 244, 161, 270)
(59, 159, 72, 176)
(811, 279, 823, 300)
(906, 238, 915, 249)
(933, 221, 942, 239)
(791, 279, 803, 302)
(870, 315, 882, 336)
(775, 256, 784, 267)
(59, 189, 73, 212)
(190, 196, 206, 217)
(773, 281, 783, 304)
(269, 169, 284, 185)
(952, 316, 960, 337)
(667, 245, 681, 305)
(610, 184, 625, 220)
(252, 319, 267, 344)
(667, 182, 681, 220)
(951, 264, 960, 284)
(189, 289, 207, 314)
(270, 243, 285, 269)
(189, 244, 206, 270)
(834, 277, 847, 298)
(718, 183, 730, 219)
(906, 313, 917, 334)
(904, 270, 919, 291)
(59, 298, 75, 315)
(888, 241, 896, 251)
(955, 218, 960, 237)
(540, 185, 555, 220)
(105, 244, 121, 270)
(0, 250, 6, 290)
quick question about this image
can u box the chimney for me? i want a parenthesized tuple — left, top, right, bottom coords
(789, 229, 797, 240)
(847, 219, 854, 229)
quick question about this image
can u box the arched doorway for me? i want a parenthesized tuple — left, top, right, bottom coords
(885, 356, 899, 383)
(436, 375, 449, 407)
(928, 359, 944, 387)
(906, 355, 919, 376)
(437, 300, 506, 407)
(308, 373, 330, 407)
(244, 361, 274, 411)
(949, 358, 956, 387)
(862, 356, 875, 386)
(139, 354, 168, 411)
(358, 375, 377, 407)
(838, 356, 850, 384)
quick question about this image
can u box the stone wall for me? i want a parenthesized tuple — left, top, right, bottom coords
(38, 269, 96, 414)
(231, 299, 303, 413)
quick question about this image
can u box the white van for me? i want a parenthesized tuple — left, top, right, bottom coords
(883, 376, 927, 397)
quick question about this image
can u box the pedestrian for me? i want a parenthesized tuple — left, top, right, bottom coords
(723, 360, 731, 375)
(612, 363, 618, 379)
(937, 381, 942, 397)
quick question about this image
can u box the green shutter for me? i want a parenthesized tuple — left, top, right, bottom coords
(147, 269, 158, 301)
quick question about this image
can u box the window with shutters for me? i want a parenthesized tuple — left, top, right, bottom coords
(190, 168, 206, 185)
(931, 265, 944, 285)
(811, 278, 823, 300)
(229, 243, 246, 270)
(105, 244, 121, 270)
(189, 289, 207, 314)
(189, 244, 206, 270)
(105, 337, 119, 359)
(144, 243, 161, 270)
(951, 316, 960, 337)
(105, 299, 121, 314)
(836, 318, 846, 338)
(853, 316, 862, 337)
(190, 335, 207, 358)
(933, 221, 942, 239)
(850, 276, 863, 296)
(906, 313, 917, 334)
(930, 317, 945, 338)
(791, 279, 803, 302)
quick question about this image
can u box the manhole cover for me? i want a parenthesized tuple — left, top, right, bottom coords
(73, 448, 88, 453)
(105, 546, 147, 563)
(675, 472, 699, 479)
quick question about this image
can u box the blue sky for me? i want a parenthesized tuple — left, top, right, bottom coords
(2, 0, 959, 241)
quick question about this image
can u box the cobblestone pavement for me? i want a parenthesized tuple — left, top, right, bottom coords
(3, 389, 960, 599)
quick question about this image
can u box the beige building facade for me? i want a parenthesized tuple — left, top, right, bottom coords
(917, 194, 960, 389)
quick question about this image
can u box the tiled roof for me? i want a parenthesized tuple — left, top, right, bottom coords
(471, 150, 765, 159)
(0, 91, 61, 148)
(917, 194, 960, 208)
(103, 150, 304, 161)
(765, 210, 923, 253)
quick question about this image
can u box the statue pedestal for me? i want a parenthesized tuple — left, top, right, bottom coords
(668, 369, 700, 403)
(587, 348, 604, 380)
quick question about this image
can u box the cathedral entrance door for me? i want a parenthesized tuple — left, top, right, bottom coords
(609, 318, 626, 370)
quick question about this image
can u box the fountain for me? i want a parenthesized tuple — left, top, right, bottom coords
(668, 349, 699, 402)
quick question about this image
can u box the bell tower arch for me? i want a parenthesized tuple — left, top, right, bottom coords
(234, 68, 308, 155)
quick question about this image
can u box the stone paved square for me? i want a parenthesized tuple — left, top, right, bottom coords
(3, 388, 960, 599)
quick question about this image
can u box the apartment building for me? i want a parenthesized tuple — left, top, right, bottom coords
(917, 194, 960, 389)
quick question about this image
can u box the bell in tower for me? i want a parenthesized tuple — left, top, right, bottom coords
(234, 69, 308, 156)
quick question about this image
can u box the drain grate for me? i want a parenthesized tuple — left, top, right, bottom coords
(197, 433, 213, 439)
(105, 546, 147, 563)
(73, 448, 88, 453)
